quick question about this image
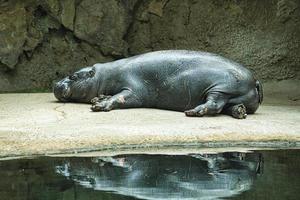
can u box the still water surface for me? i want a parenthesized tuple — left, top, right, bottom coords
(0, 149, 299, 200)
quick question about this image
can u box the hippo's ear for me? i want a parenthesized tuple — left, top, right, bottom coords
(88, 67, 96, 78)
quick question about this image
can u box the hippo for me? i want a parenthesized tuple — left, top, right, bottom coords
(54, 50, 263, 119)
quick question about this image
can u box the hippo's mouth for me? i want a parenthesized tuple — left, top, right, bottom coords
(54, 83, 72, 102)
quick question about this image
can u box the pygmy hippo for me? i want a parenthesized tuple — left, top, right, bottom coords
(54, 50, 263, 119)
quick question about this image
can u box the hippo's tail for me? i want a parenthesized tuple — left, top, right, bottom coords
(256, 80, 263, 104)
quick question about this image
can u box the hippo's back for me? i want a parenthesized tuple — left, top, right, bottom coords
(120, 50, 254, 86)
(125, 50, 248, 71)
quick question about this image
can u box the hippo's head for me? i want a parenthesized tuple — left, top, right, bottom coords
(54, 66, 97, 103)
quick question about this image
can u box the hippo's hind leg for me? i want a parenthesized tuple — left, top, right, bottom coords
(185, 92, 228, 117)
(222, 88, 260, 119)
(91, 89, 142, 112)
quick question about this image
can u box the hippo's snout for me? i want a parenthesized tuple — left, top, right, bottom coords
(54, 81, 71, 102)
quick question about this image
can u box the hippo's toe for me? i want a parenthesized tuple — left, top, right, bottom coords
(184, 108, 206, 117)
(91, 101, 113, 112)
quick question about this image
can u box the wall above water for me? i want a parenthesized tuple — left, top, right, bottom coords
(0, 0, 299, 92)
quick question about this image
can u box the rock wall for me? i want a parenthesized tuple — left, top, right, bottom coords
(0, 0, 299, 92)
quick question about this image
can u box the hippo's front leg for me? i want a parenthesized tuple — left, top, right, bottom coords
(91, 89, 141, 112)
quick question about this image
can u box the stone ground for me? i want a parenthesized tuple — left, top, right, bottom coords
(0, 80, 299, 158)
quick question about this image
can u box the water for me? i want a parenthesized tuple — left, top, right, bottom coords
(0, 149, 299, 200)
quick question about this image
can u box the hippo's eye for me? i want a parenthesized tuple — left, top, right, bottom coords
(88, 69, 95, 77)
(69, 74, 78, 81)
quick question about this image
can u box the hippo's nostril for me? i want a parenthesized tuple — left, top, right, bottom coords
(63, 87, 71, 98)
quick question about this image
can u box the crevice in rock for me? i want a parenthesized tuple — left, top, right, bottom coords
(164, 0, 171, 10)
(122, 0, 146, 56)
(0, 62, 10, 72)
(33, 5, 47, 18)
(53, 104, 67, 121)
(185, 1, 192, 26)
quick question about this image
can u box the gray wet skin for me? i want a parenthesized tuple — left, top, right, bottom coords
(54, 50, 263, 119)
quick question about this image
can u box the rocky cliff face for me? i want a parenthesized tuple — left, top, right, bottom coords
(0, 0, 299, 92)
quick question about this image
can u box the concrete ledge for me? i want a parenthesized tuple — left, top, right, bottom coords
(0, 93, 300, 158)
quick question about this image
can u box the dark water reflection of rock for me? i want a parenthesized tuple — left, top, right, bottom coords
(0, 150, 299, 200)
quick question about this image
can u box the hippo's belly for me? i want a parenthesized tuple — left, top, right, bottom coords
(135, 68, 223, 111)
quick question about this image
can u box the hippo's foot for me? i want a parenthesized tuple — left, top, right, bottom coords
(231, 104, 247, 119)
(91, 95, 113, 112)
(90, 89, 142, 112)
(91, 100, 113, 112)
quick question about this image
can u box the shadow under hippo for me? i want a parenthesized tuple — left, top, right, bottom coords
(54, 50, 263, 119)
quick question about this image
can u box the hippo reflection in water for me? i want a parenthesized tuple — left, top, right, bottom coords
(56, 152, 263, 200)
(54, 50, 263, 119)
